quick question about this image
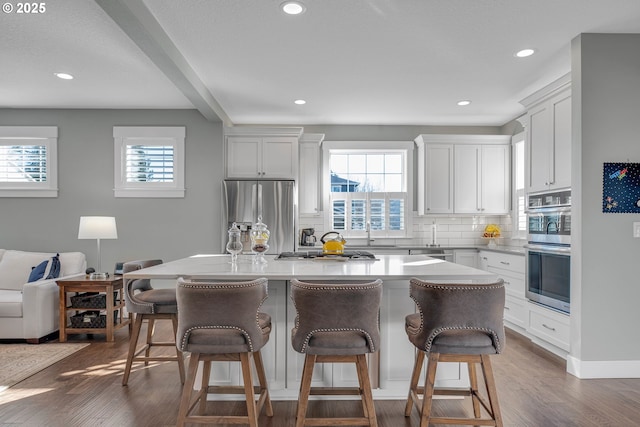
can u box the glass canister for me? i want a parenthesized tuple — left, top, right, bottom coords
(226, 222, 243, 263)
(250, 216, 270, 264)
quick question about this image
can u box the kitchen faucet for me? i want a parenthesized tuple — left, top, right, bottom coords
(366, 221, 372, 246)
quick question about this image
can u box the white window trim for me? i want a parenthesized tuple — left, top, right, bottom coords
(512, 132, 526, 240)
(113, 126, 185, 198)
(322, 141, 414, 238)
(0, 126, 58, 197)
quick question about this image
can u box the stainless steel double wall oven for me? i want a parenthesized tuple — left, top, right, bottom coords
(525, 189, 571, 313)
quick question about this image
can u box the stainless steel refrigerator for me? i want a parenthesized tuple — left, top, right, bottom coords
(222, 180, 296, 255)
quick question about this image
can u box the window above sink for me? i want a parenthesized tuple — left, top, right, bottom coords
(322, 141, 414, 239)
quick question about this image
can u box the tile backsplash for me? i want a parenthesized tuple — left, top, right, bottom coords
(299, 213, 516, 247)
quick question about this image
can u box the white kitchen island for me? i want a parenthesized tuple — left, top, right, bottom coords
(125, 254, 498, 399)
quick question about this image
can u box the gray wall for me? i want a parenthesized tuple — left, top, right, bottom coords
(571, 34, 640, 361)
(0, 109, 224, 272)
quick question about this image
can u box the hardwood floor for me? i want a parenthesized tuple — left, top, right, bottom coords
(1, 324, 639, 427)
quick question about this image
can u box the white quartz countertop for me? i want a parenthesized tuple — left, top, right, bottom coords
(125, 254, 498, 283)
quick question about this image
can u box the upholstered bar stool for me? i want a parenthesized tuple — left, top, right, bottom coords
(175, 277, 273, 427)
(404, 278, 506, 427)
(290, 278, 383, 427)
(121, 260, 185, 386)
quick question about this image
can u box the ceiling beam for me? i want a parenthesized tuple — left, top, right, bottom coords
(94, 0, 232, 125)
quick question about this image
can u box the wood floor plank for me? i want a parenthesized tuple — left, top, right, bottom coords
(1, 325, 639, 426)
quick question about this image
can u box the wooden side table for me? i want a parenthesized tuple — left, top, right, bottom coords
(57, 275, 130, 342)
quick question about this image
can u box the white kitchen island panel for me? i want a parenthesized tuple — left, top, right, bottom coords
(126, 254, 498, 399)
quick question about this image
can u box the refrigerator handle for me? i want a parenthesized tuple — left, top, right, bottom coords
(257, 183, 263, 219)
(252, 184, 257, 221)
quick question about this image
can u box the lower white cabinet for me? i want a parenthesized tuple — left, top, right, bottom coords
(527, 301, 570, 353)
(256, 280, 288, 390)
(478, 250, 527, 333)
(379, 280, 469, 395)
(478, 249, 571, 358)
(206, 278, 477, 398)
(453, 249, 478, 268)
(202, 281, 287, 392)
(504, 294, 528, 330)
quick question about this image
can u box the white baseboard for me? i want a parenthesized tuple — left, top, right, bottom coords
(567, 355, 640, 378)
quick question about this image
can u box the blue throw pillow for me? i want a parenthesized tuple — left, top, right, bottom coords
(47, 253, 61, 279)
(28, 259, 51, 282)
(27, 253, 61, 282)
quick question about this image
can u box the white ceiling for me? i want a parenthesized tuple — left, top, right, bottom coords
(2, 0, 640, 126)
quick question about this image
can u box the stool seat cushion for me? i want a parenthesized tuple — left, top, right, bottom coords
(300, 330, 370, 355)
(405, 313, 498, 355)
(136, 289, 177, 313)
(182, 312, 271, 354)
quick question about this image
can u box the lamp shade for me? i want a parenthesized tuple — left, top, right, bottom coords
(78, 216, 118, 239)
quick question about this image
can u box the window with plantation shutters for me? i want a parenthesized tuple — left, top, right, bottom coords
(0, 126, 58, 197)
(125, 145, 174, 183)
(323, 141, 413, 238)
(114, 126, 185, 198)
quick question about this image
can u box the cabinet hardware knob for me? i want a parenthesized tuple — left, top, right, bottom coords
(542, 323, 556, 331)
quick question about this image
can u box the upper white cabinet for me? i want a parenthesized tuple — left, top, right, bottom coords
(520, 74, 571, 192)
(298, 133, 325, 216)
(415, 135, 511, 215)
(455, 143, 510, 214)
(415, 141, 454, 214)
(225, 127, 303, 179)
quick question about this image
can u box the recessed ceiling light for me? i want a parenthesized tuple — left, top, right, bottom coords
(54, 72, 74, 80)
(281, 1, 306, 15)
(457, 100, 471, 106)
(294, 99, 306, 105)
(515, 48, 535, 58)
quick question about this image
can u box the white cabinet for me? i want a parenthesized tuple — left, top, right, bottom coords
(415, 141, 454, 214)
(298, 134, 324, 216)
(520, 74, 571, 192)
(453, 249, 477, 268)
(454, 144, 510, 214)
(478, 250, 527, 333)
(207, 280, 287, 391)
(225, 127, 303, 179)
(415, 135, 510, 215)
(527, 301, 570, 353)
(379, 280, 469, 394)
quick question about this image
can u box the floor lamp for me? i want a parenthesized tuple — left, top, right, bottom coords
(78, 216, 118, 279)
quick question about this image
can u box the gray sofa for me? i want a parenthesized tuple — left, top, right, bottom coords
(0, 249, 86, 342)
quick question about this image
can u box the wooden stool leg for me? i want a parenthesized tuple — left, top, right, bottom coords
(122, 313, 144, 386)
(171, 314, 186, 384)
(296, 354, 316, 427)
(419, 352, 439, 427)
(144, 317, 155, 365)
(468, 359, 481, 418)
(481, 354, 504, 427)
(253, 350, 274, 417)
(240, 352, 258, 427)
(177, 352, 200, 427)
(356, 354, 378, 427)
(405, 349, 425, 416)
(198, 360, 211, 415)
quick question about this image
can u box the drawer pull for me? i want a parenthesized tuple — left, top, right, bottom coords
(503, 281, 510, 285)
(542, 323, 556, 332)
(482, 257, 488, 260)
(504, 306, 510, 310)
(500, 261, 510, 265)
